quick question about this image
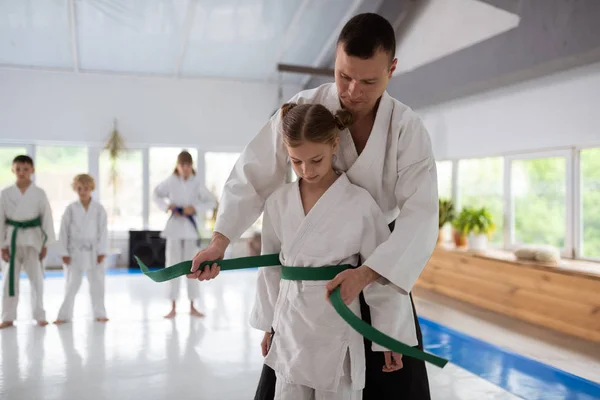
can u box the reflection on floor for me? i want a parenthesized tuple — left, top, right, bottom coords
(0, 269, 598, 400)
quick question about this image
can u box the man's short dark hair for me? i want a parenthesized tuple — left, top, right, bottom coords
(337, 13, 396, 61)
(13, 155, 34, 167)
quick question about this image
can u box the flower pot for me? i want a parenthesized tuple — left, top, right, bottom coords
(453, 230, 468, 248)
(468, 233, 488, 252)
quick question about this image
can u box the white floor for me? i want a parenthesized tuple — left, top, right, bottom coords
(0, 269, 595, 400)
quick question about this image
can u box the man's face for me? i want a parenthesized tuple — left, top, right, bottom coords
(12, 162, 34, 183)
(334, 44, 397, 116)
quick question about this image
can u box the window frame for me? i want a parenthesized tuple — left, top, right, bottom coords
(575, 144, 600, 262)
(505, 149, 574, 258)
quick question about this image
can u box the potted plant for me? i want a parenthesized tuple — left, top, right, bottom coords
(438, 198, 455, 244)
(103, 119, 125, 268)
(457, 207, 495, 251)
(452, 208, 470, 248)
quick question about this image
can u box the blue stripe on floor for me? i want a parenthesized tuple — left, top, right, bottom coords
(419, 317, 600, 400)
(2, 268, 599, 399)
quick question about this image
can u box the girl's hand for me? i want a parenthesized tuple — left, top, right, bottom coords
(183, 206, 195, 216)
(261, 331, 273, 357)
(1, 248, 9, 263)
(62, 256, 71, 265)
(383, 351, 403, 372)
(97, 255, 105, 264)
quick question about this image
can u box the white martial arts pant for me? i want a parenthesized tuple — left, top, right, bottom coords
(2, 246, 46, 322)
(165, 239, 200, 301)
(274, 351, 362, 400)
(56, 250, 106, 320)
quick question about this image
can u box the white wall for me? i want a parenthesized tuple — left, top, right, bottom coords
(417, 61, 600, 160)
(0, 68, 302, 150)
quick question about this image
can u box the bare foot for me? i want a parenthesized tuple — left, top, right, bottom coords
(54, 320, 67, 325)
(190, 307, 205, 318)
(164, 309, 176, 319)
(37, 320, 49, 327)
(0, 321, 14, 329)
(96, 317, 109, 323)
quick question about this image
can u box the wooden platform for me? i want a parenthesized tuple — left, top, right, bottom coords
(416, 246, 600, 342)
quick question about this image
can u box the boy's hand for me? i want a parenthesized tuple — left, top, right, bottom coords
(383, 351, 403, 372)
(97, 254, 105, 264)
(62, 256, 71, 265)
(261, 331, 273, 357)
(39, 247, 47, 261)
(183, 206, 195, 216)
(1, 248, 8, 263)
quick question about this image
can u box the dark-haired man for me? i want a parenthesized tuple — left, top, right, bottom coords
(190, 13, 438, 399)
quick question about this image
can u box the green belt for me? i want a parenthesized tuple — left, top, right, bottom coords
(6, 217, 46, 297)
(135, 254, 448, 368)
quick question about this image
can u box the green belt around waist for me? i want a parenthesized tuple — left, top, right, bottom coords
(5, 217, 47, 297)
(135, 254, 448, 368)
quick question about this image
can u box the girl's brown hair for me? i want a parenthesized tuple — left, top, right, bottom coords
(280, 103, 353, 147)
(173, 150, 196, 175)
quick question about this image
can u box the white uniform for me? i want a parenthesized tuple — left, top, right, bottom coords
(215, 83, 439, 295)
(0, 184, 56, 322)
(250, 173, 417, 398)
(153, 174, 217, 300)
(56, 200, 108, 321)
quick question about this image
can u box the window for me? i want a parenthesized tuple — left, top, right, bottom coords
(436, 160, 453, 200)
(581, 148, 600, 259)
(204, 152, 264, 234)
(35, 146, 88, 235)
(457, 157, 504, 245)
(510, 156, 567, 249)
(99, 149, 143, 231)
(148, 147, 198, 231)
(0, 147, 27, 190)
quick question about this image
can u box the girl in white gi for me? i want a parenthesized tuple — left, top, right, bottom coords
(54, 174, 109, 324)
(250, 104, 417, 400)
(0, 155, 56, 329)
(153, 150, 217, 319)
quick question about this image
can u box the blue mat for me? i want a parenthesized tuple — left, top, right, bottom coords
(420, 318, 600, 400)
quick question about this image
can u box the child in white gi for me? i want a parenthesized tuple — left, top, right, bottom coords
(55, 174, 109, 324)
(153, 150, 217, 319)
(0, 155, 55, 329)
(250, 104, 416, 400)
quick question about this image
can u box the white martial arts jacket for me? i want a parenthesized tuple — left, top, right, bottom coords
(250, 173, 418, 392)
(58, 200, 108, 257)
(215, 83, 439, 295)
(0, 184, 56, 251)
(153, 174, 217, 240)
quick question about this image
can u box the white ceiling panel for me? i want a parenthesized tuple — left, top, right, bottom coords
(279, 0, 350, 71)
(0, 0, 72, 69)
(76, 0, 189, 74)
(179, 0, 305, 81)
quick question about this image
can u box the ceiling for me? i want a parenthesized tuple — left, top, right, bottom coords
(0, 0, 367, 84)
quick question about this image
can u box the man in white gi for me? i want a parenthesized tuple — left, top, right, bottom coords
(189, 13, 438, 400)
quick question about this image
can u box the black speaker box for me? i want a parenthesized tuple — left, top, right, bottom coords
(128, 230, 166, 268)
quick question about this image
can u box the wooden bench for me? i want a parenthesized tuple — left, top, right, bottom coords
(416, 246, 600, 342)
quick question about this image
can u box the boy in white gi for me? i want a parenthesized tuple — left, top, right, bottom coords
(0, 155, 55, 329)
(153, 150, 217, 319)
(54, 174, 109, 324)
(250, 104, 416, 400)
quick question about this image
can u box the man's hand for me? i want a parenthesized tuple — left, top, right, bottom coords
(169, 205, 181, 215)
(62, 256, 71, 265)
(383, 352, 403, 372)
(325, 265, 380, 305)
(261, 331, 273, 357)
(187, 232, 229, 281)
(1, 248, 8, 263)
(182, 206, 195, 216)
(97, 254, 105, 264)
(39, 247, 47, 261)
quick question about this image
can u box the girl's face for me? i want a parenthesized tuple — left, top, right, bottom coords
(286, 138, 339, 185)
(177, 162, 193, 178)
